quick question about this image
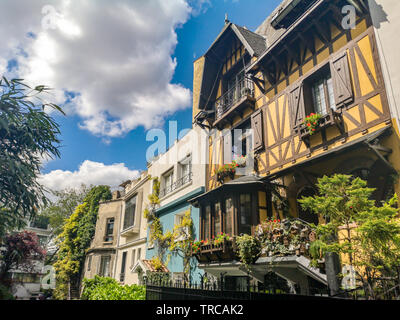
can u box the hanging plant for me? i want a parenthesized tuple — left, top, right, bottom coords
(235, 234, 261, 270)
(303, 113, 322, 136)
(216, 161, 238, 183)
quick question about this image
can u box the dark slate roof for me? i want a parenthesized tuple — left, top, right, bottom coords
(232, 24, 267, 57)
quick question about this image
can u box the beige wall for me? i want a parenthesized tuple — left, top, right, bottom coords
(83, 198, 123, 280)
(113, 173, 151, 285)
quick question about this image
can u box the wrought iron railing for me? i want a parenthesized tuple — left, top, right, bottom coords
(159, 172, 193, 198)
(215, 77, 254, 120)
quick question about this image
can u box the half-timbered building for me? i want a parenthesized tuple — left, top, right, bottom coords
(190, 0, 400, 294)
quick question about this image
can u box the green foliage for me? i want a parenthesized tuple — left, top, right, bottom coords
(0, 283, 14, 300)
(40, 185, 90, 236)
(236, 234, 261, 270)
(0, 77, 64, 236)
(81, 276, 145, 300)
(299, 174, 400, 298)
(303, 112, 322, 135)
(53, 185, 111, 299)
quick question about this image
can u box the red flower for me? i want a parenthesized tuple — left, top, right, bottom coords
(307, 123, 311, 127)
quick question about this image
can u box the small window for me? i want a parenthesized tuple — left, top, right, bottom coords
(131, 249, 136, 267)
(120, 252, 127, 279)
(305, 65, 336, 116)
(232, 120, 251, 159)
(178, 155, 192, 185)
(224, 198, 234, 236)
(162, 170, 174, 196)
(203, 205, 211, 241)
(137, 248, 141, 262)
(214, 202, 221, 237)
(104, 218, 114, 242)
(123, 195, 137, 230)
(99, 256, 111, 277)
(239, 194, 252, 235)
(87, 255, 92, 271)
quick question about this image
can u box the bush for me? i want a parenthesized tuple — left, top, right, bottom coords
(81, 276, 145, 300)
(0, 284, 14, 300)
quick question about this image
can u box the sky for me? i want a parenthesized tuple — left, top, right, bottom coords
(0, 0, 282, 192)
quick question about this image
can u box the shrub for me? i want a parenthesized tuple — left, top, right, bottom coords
(81, 276, 145, 300)
(0, 284, 14, 300)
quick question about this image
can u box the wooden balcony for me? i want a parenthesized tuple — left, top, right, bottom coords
(213, 78, 256, 129)
(192, 238, 238, 263)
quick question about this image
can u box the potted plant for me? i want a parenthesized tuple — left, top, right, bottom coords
(303, 113, 322, 136)
(216, 162, 238, 183)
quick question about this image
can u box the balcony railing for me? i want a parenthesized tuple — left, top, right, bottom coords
(159, 172, 193, 198)
(215, 78, 255, 121)
(192, 238, 238, 263)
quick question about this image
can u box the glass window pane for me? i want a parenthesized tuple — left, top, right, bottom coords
(203, 205, 211, 241)
(239, 194, 252, 235)
(327, 76, 336, 110)
(124, 196, 136, 230)
(214, 202, 221, 237)
(225, 198, 233, 236)
(312, 79, 327, 115)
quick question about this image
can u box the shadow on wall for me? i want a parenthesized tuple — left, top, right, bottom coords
(368, 0, 389, 29)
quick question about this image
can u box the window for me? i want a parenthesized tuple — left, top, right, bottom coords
(239, 194, 252, 235)
(99, 256, 111, 277)
(162, 170, 174, 196)
(202, 205, 211, 240)
(131, 249, 136, 267)
(214, 202, 221, 237)
(179, 155, 192, 185)
(224, 198, 234, 236)
(120, 252, 127, 281)
(305, 65, 336, 116)
(137, 248, 141, 262)
(104, 218, 114, 242)
(87, 255, 92, 271)
(174, 212, 190, 242)
(232, 120, 252, 159)
(123, 195, 137, 230)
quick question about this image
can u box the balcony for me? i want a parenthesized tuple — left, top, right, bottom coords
(214, 78, 256, 129)
(192, 238, 238, 263)
(159, 172, 193, 199)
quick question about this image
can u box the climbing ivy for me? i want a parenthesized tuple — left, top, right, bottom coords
(53, 185, 111, 299)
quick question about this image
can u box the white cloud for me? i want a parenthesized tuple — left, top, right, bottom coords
(39, 160, 139, 192)
(0, 0, 194, 138)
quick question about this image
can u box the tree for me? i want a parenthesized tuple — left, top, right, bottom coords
(40, 185, 91, 237)
(0, 231, 46, 288)
(0, 77, 64, 236)
(53, 185, 111, 300)
(299, 174, 400, 299)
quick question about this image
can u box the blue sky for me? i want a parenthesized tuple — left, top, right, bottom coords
(0, 0, 282, 191)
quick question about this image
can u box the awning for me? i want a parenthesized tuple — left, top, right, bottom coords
(131, 259, 169, 274)
(188, 175, 267, 207)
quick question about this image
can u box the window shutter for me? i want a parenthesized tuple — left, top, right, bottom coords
(331, 52, 353, 107)
(251, 110, 264, 152)
(223, 131, 232, 164)
(289, 82, 305, 129)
